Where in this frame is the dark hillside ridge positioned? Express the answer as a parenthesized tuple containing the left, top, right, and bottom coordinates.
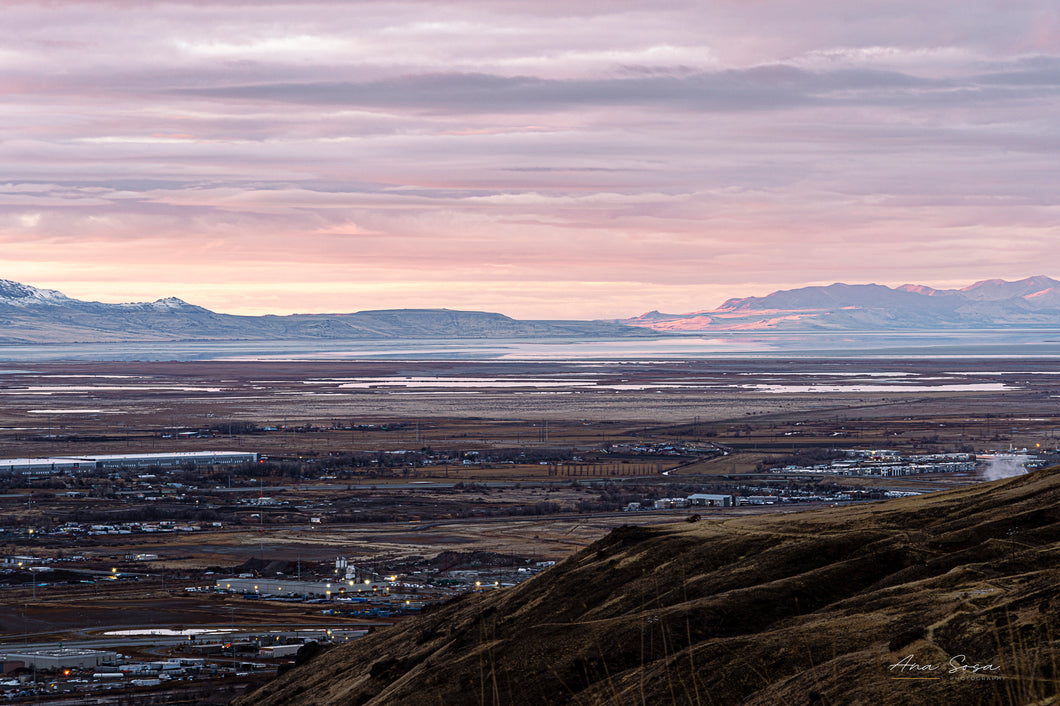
(240, 467, 1060, 705)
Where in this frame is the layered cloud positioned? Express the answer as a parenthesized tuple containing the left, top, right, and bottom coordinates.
(1, 0, 1058, 317)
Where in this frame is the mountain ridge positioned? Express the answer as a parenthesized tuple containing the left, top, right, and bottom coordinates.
(620, 275, 1060, 331)
(5, 276, 1060, 343)
(0, 280, 651, 344)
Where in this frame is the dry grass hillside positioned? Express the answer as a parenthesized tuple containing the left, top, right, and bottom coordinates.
(239, 468, 1060, 705)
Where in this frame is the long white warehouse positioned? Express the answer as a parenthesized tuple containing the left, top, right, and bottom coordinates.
(0, 451, 258, 476)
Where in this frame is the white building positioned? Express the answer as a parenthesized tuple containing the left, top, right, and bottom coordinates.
(0, 648, 118, 670)
(687, 494, 735, 507)
(259, 644, 302, 658)
(0, 451, 258, 476)
(653, 498, 690, 510)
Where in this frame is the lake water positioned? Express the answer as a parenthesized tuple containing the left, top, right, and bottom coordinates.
(1, 330, 1059, 362)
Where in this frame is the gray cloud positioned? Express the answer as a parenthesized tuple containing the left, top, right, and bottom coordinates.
(157, 58, 1060, 120)
(2, 0, 1059, 317)
(178, 66, 938, 113)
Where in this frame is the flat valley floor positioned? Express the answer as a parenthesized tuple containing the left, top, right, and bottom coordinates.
(0, 357, 1057, 701)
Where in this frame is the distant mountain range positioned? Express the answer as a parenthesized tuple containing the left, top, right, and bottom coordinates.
(0, 280, 648, 344)
(4, 276, 1058, 345)
(619, 275, 1060, 331)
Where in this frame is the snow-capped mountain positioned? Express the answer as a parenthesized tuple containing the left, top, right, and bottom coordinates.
(0, 279, 73, 306)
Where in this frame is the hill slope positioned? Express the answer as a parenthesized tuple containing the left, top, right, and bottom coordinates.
(241, 468, 1060, 705)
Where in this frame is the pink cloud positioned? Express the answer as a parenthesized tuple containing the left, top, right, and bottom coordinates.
(0, 1, 1057, 317)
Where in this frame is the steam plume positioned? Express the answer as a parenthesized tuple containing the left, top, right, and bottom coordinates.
(982, 454, 1029, 481)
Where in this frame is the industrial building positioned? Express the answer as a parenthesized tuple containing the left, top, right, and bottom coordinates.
(653, 497, 689, 509)
(216, 577, 389, 598)
(0, 451, 258, 476)
(0, 648, 118, 670)
(774, 449, 978, 477)
(0, 458, 89, 477)
(259, 644, 303, 658)
(687, 494, 735, 507)
(89, 451, 258, 469)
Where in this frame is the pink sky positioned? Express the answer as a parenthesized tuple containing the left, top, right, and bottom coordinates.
(1, 0, 1059, 318)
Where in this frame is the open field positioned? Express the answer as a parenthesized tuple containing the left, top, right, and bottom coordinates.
(1, 357, 1059, 451)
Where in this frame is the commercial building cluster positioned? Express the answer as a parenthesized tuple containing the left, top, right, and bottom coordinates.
(774, 450, 976, 477)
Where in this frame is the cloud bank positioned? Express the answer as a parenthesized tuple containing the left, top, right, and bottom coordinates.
(0, 1, 1058, 316)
